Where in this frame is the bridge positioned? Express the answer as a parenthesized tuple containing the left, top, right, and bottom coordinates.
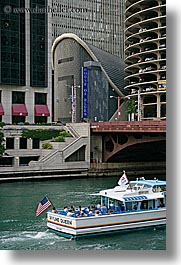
(90, 120, 166, 133)
(90, 120, 166, 163)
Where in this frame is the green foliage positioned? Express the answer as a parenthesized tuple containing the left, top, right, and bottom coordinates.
(0, 131, 5, 155)
(21, 129, 61, 141)
(0, 122, 5, 128)
(42, 142, 53, 149)
(21, 129, 72, 144)
(127, 99, 136, 114)
(59, 130, 72, 137)
(54, 135, 65, 142)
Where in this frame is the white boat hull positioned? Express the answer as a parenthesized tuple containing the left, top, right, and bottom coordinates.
(47, 208, 166, 238)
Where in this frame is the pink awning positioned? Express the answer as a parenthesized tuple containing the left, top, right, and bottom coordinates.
(12, 104, 28, 116)
(34, 105, 50, 117)
(0, 103, 4, 115)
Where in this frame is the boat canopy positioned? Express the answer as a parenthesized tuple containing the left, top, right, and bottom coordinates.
(130, 180, 166, 187)
(95, 189, 165, 202)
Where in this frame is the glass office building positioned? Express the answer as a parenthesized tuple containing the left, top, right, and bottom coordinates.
(52, 0, 125, 58)
(30, 0, 48, 87)
(0, 0, 52, 124)
(0, 0, 25, 86)
(0, 0, 125, 123)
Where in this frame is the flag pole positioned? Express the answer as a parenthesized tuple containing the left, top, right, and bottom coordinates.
(45, 195, 55, 208)
(122, 170, 132, 191)
(126, 172, 132, 191)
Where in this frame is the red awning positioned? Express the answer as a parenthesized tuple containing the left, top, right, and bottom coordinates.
(12, 104, 28, 116)
(34, 105, 50, 117)
(0, 103, 4, 115)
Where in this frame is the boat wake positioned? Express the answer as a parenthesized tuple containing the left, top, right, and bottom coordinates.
(0, 230, 67, 250)
(0, 219, 18, 223)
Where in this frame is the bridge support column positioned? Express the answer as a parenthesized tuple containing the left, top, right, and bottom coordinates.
(157, 94, 161, 119)
(91, 135, 103, 163)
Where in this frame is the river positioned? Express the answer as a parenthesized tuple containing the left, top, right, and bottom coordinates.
(0, 175, 166, 250)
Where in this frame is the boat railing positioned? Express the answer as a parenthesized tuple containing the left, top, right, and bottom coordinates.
(54, 204, 158, 218)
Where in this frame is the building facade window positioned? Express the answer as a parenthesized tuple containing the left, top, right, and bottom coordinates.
(0, 0, 25, 85)
(30, 0, 48, 87)
(12, 91, 25, 104)
(58, 57, 74, 64)
(35, 93, 47, 105)
(6, 138, 14, 149)
(34, 92, 49, 124)
(19, 137, 27, 149)
(32, 138, 40, 149)
(12, 91, 27, 124)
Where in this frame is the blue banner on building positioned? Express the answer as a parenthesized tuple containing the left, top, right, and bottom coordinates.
(83, 67, 88, 118)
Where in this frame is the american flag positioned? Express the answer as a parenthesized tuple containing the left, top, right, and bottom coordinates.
(36, 197, 52, 217)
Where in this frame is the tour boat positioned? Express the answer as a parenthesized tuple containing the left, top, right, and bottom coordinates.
(46, 173, 166, 238)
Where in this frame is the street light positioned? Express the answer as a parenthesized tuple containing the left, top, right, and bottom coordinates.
(110, 95, 121, 121)
(110, 95, 131, 121)
(137, 88, 141, 121)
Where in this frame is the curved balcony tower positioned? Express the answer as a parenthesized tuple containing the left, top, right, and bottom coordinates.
(124, 0, 166, 120)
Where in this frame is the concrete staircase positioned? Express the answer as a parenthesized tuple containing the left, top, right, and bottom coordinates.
(29, 123, 90, 171)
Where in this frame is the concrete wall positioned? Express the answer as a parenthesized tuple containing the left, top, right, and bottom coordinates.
(0, 123, 90, 173)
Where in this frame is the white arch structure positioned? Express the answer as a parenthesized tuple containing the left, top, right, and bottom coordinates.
(51, 33, 124, 97)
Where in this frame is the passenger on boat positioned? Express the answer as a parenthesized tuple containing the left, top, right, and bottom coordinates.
(133, 203, 137, 210)
(120, 204, 125, 212)
(63, 206, 68, 213)
(67, 210, 74, 217)
(100, 205, 107, 214)
(107, 209, 112, 215)
(95, 210, 101, 216)
(71, 205, 75, 212)
(77, 210, 88, 217)
(51, 207, 57, 213)
(86, 206, 94, 216)
(110, 202, 114, 209)
(97, 203, 101, 207)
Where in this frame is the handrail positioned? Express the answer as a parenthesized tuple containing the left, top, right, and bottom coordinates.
(36, 136, 87, 164)
(65, 124, 80, 138)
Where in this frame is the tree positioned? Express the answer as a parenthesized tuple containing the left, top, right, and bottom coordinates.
(127, 99, 136, 114)
(126, 99, 136, 121)
(0, 131, 5, 156)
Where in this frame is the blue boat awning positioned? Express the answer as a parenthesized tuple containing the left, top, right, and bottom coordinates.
(124, 196, 148, 202)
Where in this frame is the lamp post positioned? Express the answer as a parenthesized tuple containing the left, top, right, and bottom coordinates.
(110, 95, 121, 121)
(137, 88, 141, 121)
(110, 95, 131, 121)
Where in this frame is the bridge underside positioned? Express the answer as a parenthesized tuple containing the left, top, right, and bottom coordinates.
(102, 132, 166, 163)
(106, 140, 166, 162)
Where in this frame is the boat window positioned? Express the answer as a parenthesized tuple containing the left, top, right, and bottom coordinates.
(125, 202, 132, 211)
(158, 198, 165, 207)
(152, 185, 166, 192)
(133, 186, 140, 191)
(148, 200, 154, 210)
(140, 200, 148, 210)
(160, 185, 166, 191)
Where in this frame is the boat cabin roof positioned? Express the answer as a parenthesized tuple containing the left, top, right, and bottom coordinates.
(130, 179, 166, 187)
(94, 179, 166, 203)
(97, 189, 164, 202)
